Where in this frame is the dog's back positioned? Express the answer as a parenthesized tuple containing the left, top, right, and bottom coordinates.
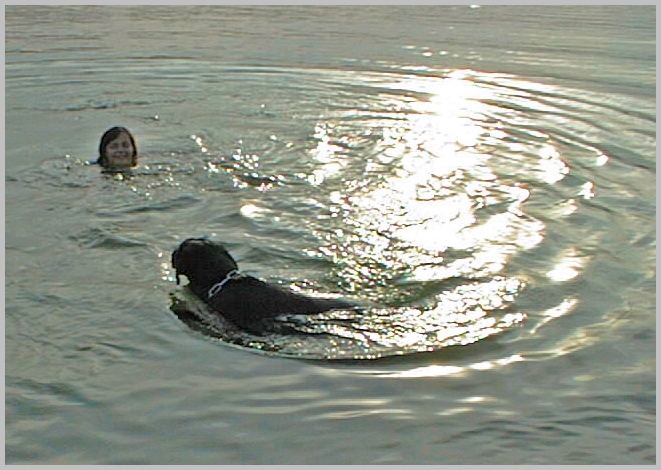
(209, 276, 355, 330)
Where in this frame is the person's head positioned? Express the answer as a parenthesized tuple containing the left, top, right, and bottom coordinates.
(97, 126, 138, 169)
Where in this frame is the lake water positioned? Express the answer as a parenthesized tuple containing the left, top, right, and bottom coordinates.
(5, 5, 656, 464)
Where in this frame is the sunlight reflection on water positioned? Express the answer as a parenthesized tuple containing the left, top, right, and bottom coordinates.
(311, 71, 545, 308)
(164, 70, 573, 359)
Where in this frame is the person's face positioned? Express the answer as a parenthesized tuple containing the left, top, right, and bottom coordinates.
(104, 132, 135, 168)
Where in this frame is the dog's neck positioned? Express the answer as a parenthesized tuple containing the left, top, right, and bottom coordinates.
(187, 269, 244, 299)
(207, 269, 242, 298)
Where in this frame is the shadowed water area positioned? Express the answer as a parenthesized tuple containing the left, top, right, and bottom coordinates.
(5, 5, 655, 464)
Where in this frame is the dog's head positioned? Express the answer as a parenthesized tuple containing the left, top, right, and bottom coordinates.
(172, 238, 239, 288)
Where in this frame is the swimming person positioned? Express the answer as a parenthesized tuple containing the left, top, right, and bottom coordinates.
(97, 126, 138, 169)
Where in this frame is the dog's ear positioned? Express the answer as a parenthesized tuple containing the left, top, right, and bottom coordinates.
(172, 248, 180, 284)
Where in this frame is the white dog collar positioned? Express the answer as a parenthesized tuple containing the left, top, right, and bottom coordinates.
(208, 269, 242, 298)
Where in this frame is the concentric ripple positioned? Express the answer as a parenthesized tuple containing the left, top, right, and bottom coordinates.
(8, 61, 651, 360)
(138, 63, 655, 360)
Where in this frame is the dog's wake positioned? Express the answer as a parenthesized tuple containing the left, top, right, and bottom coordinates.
(169, 277, 527, 360)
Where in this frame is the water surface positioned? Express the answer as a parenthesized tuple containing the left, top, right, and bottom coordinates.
(5, 5, 655, 464)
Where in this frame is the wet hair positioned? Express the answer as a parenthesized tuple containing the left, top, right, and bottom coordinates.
(97, 126, 138, 168)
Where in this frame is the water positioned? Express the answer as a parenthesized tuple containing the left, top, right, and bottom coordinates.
(5, 5, 655, 464)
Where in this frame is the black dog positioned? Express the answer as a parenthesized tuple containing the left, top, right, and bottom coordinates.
(171, 238, 356, 333)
